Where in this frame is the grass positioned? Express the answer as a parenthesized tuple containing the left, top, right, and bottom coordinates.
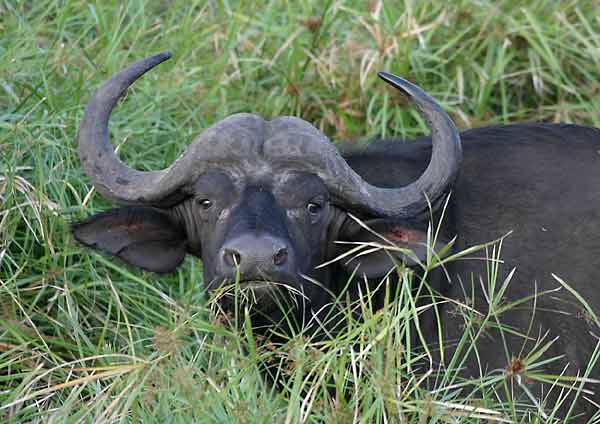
(1, 0, 600, 422)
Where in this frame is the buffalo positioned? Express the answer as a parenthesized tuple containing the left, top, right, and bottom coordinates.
(73, 52, 600, 419)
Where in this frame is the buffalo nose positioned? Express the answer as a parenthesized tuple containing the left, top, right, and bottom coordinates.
(222, 249, 242, 268)
(218, 234, 293, 277)
(223, 247, 288, 267)
(273, 247, 288, 266)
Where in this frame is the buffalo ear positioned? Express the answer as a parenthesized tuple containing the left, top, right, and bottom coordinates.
(338, 218, 446, 278)
(72, 207, 187, 273)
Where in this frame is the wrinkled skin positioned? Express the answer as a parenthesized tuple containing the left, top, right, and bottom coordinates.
(171, 169, 343, 329)
(73, 163, 423, 329)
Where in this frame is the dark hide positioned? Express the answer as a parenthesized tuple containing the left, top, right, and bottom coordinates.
(74, 123, 600, 419)
(72, 207, 186, 273)
(345, 123, 600, 419)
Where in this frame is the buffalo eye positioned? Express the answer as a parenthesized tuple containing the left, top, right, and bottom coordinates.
(197, 199, 213, 210)
(306, 202, 322, 215)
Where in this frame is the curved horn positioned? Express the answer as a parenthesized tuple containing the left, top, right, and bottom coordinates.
(78, 52, 177, 204)
(79, 53, 271, 206)
(361, 72, 462, 217)
(265, 73, 462, 218)
(80, 55, 460, 217)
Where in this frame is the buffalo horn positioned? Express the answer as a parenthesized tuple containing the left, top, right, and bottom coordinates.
(78, 53, 461, 218)
(332, 72, 462, 217)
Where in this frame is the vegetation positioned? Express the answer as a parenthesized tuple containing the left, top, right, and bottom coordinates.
(1, 0, 599, 422)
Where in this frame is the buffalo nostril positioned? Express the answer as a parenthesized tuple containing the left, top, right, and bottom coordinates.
(223, 249, 242, 268)
(273, 247, 288, 266)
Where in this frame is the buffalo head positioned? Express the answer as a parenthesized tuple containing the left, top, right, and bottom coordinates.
(73, 52, 461, 325)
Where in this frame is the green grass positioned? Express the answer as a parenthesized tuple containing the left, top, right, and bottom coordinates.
(1, 0, 600, 422)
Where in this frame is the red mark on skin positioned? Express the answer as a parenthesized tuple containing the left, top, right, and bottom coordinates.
(385, 226, 423, 244)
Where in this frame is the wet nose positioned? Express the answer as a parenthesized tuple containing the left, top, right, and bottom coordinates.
(218, 234, 294, 278)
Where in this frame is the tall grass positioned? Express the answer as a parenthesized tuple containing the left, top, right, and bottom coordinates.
(1, 0, 600, 422)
